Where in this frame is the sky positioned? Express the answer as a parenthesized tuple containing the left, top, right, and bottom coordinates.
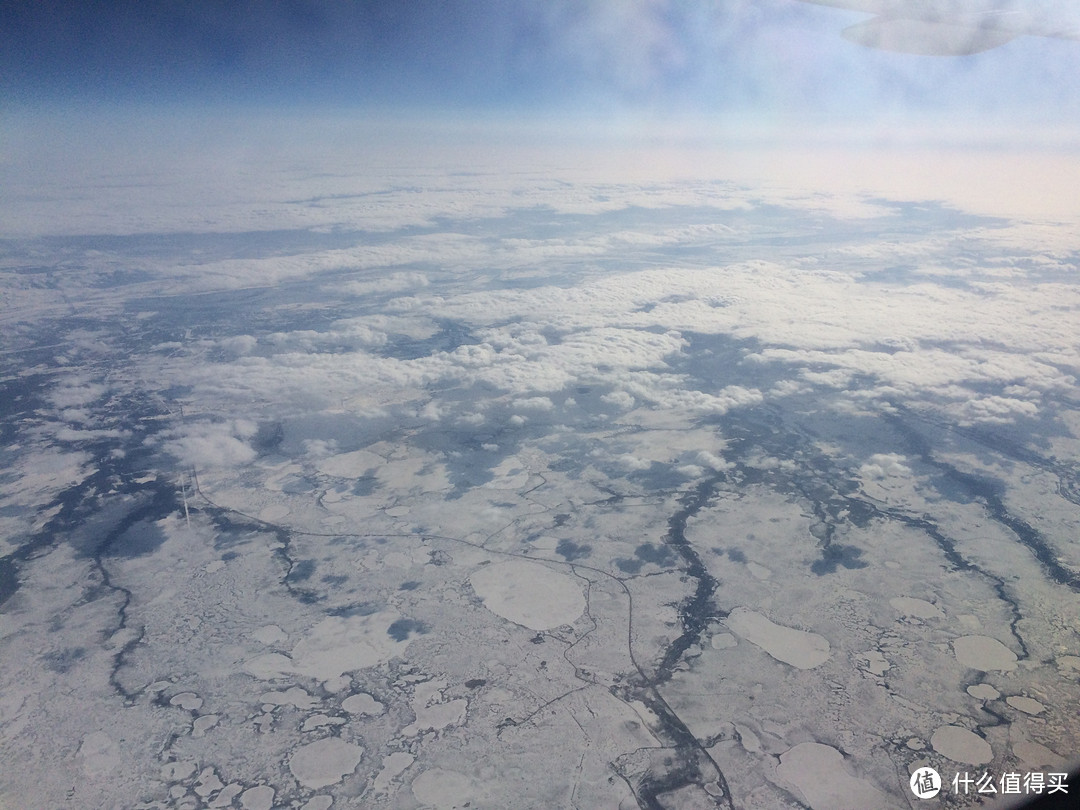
(3, 0, 1080, 144)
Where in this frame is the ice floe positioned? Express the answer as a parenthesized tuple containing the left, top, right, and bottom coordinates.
(239, 784, 275, 810)
(341, 691, 384, 716)
(967, 683, 1001, 700)
(411, 767, 485, 808)
(888, 596, 944, 619)
(725, 607, 830, 669)
(776, 742, 889, 810)
(469, 560, 584, 631)
(245, 613, 411, 684)
(953, 635, 1018, 672)
(1006, 695, 1045, 715)
(930, 725, 992, 765)
(289, 737, 364, 789)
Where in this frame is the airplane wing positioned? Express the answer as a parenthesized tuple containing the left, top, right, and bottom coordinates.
(841, 15, 1018, 54)
(796, 0, 1080, 55)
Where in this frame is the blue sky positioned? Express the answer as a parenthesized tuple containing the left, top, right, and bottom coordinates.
(3, 1, 1079, 143)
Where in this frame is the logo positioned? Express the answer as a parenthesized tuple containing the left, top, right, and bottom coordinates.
(911, 767, 942, 799)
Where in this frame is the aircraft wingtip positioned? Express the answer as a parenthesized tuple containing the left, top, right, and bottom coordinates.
(842, 17, 1018, 55)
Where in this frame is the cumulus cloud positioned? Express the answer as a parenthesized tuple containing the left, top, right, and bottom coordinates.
(338, 272, 430, 297)
(860, 453, 911, 480)
(419, 401, 445, 422)
(266, 322, 387, 353)
(162, 222, 1069, 426)
(161, 421, 258, 469)
(601, 390, 636, 410)
(144, 234, 1074, 431)
(77, 159, 1073, 450)
(615, 453, 652, 471)
(49, 381, 109, 410)
(53, 427, 130, 442)
(950, 395, 1041, 425)
(676, 464, 707, 478)
(220, 335, 258, 357)
(513, 396, 556, 411)
(302, 439, 340, 458)
(697, 451, 733, 472)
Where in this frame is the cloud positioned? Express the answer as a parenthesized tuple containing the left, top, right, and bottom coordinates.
(697, 451, 733, 472)
(601, 390, 636, 410)
(161, 421, 258, 469)
(338, 272, 430, 297)
(950, 395, 1041, 425)
(859, 453, 911, 480)
(513, 396, 556, 412)
(220, 335, 258, 357)
(53, 427, 130, 442)
(302, 439, 340, 459)
(150, 212, 1076, 430)
(615, 453, 652, 471)
(55, 156, 1065, 449)
(49, 381, 109, 410)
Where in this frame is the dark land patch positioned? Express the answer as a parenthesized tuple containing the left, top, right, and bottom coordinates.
(387, 618, 428, 641)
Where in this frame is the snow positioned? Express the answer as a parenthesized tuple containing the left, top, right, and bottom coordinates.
(776, 743, 891, 810)
(930, 725, 993, 765)
(725, 607, 831, 669)
(341, 692, 384, 716)
(888, 597, 944, 619)
(289, 738, 364, 789)
(1005, 695, 1044, 715)
(469, 560, 585, 631)
(953, 635, 1018, 672)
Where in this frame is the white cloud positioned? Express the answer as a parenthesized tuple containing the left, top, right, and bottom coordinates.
(302, 439, 339, 458)
(49, 381, 108, 410)
(949, 395, 1041, 425)
(676, 464, 706, 478)
(614, 453, 651, 471)
(513, 396, 556, 412)
(51, 157, 1067, 439)
(138, 240, 1075, 429)
(860, 453, 912, 480)
(697, 451, 733, 472)
(455, 412, 487, 427)
(338, 272, 430, 297)
(601, 390, 636, 410)
(161, 421, 258, 469)
(164, 434, 256, 469)
(220, 335, 258, 357)
(419, 401, 444, 421)
(53, 427, 130, 442)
